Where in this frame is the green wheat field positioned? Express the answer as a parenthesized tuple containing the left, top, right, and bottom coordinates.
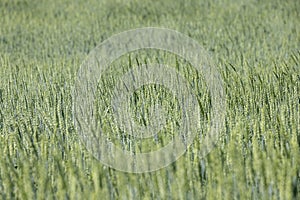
(0, 0, 299, 199)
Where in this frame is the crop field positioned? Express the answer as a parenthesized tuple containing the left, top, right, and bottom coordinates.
(0, 0, 299, 199)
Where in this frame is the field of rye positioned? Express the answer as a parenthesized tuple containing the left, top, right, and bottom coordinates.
(0, 0, 299, 199)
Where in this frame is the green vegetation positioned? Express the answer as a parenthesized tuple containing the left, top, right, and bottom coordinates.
(0, 0, 299, 199)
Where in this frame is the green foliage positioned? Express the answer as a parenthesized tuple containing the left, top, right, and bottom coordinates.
(0, 0, 299, 199)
